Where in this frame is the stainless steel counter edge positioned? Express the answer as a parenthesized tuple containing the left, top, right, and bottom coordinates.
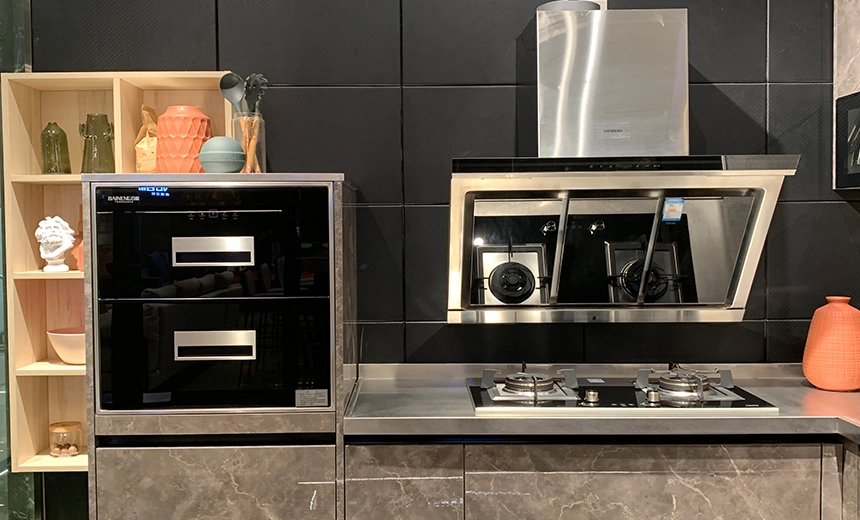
(344, 363, 860, 443)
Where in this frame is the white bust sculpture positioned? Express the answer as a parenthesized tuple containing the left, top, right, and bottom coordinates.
(35, 216, 76, 272)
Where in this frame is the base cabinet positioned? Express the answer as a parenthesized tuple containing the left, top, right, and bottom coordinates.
(96, 445, 336, 520)
(344, 443, 827, 520)
(464, 444, 822, 520)
(345, 445, 463, 520)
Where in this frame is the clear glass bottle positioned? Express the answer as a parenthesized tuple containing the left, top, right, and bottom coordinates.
(49, 421, 82, 457)
(232, 112, 266, 173)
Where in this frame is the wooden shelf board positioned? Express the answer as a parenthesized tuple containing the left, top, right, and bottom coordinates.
(16, 361, 85, 377)
(5, 73, 114, 90)
(12, 270, 84, 280)
(10, 174, 82, 185)
(18, 448, 88, 472)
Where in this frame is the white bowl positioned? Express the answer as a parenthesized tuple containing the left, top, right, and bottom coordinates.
(47, 327, 85, 365)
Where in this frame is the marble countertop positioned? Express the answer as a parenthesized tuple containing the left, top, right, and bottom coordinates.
(343, 363, 860, 442)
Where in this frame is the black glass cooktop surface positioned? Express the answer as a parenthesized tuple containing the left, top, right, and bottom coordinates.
(469, 384, 777, 413)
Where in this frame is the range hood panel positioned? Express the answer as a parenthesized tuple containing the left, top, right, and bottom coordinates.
(538, 8, 689, 158)
(447, 155, 799, 324)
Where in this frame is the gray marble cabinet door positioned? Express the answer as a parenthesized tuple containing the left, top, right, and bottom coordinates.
(96, 445, 335, 520)
(465, 444, 822, 520)
(346, 445, 464, 520)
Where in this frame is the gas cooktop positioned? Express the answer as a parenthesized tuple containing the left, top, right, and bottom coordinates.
(469, 364, 779, 417)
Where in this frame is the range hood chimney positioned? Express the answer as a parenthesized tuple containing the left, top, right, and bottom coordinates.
(537, 3, 689, 157)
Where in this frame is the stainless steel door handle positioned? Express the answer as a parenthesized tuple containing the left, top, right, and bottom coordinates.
(171, 236, 255, 267)
(173, 330, 257, 361)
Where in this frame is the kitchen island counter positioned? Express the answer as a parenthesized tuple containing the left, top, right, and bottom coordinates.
(344, 363, 860, 442)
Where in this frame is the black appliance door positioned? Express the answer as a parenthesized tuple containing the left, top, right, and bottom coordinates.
(98, 298, 330, 410)
(94, 185, 330, 299)
(93, 183, 332, 410)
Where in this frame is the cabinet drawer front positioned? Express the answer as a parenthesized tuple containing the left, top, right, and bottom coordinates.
(96, 445, 335, 520)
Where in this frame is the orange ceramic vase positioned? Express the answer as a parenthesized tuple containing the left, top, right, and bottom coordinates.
(803, 296, 860, 391)
(156, 105, 211, 173)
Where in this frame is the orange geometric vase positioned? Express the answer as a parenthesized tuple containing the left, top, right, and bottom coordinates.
(803, 296, 860, 391)
(156, 105, 211, 173)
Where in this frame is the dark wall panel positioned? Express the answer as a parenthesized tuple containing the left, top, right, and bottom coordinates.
(264, 87, 402, 203)
(768, 0, 833, 82)
(356, 207, 404, 322)
(609, 0, 767, 83)
(404, 206, 449, 321)
(403, 86, 516, 204)
(402, 0, 544, 85)
(584, 322, 766, 363)
(766, 320, 810, 363)
(768, 202, 860, 320)
(218, 0, 400, 85)
(32, 0, 217, 71)
(359, 323, 405, 363)
(689, 84, 766, 155)
(406, 323, 584, 363)
(768, 84, 836, 201)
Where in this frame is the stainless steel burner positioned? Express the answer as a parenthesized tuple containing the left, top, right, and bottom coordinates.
(503, 372, 555, 394)
(658, 372, 711, 394)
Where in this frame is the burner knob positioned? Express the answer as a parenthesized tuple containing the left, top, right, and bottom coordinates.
(584, 389, 599, 403)
(646, 389, 661, 404)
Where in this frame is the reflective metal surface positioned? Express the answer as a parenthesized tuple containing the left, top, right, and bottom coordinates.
(448, 155, 799, 323)
(171, 236, 255, 267)
(537, 7, 688, 157)
(343, 364, 860, 442)
(173, 330, 256, 361)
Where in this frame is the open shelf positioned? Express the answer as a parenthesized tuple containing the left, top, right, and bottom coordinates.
(12, 270, 84, 280)
(18, 448, 88, 473)
(2, 71, 231, 473)
(10, 174, 83, 185)
(16, 361, 86, 377)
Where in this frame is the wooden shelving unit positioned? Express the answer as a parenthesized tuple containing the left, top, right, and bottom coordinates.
(1, 71, 230, 472)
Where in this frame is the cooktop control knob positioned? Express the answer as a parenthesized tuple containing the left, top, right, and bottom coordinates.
(584, 389, 599, 403)
(646, 389, 661, 404)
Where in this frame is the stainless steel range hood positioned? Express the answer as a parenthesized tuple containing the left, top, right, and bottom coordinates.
(537, 3, 689, 157)
(447, 155, 799, 324)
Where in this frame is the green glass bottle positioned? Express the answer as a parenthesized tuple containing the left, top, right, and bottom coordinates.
(40, 122, 72, 174)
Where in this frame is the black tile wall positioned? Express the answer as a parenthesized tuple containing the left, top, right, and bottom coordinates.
(406, 323, 584, 363)
(359, 323, 405, 363)
(264, 87, 402, 203)
(404, 206, 449, 321)
(43, 473, 88, 520)
(29, 0, 840, 368)
(218, 0, 400, 85)
(584, 322, 766, 363)
(768, 202, 860, 320)
(766, 320, 811, 363)
(403, 86, 517, 204)
(356, 207, 404, 322)
(689, 84, 767, 155)
(32, 0, 217, 71)
(767, 84, 836, 201)
(768, 0, 833, 83)
(745, 248, 767, 321)
(609, 0, 767, 83)
(402, 0, 546, 85)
